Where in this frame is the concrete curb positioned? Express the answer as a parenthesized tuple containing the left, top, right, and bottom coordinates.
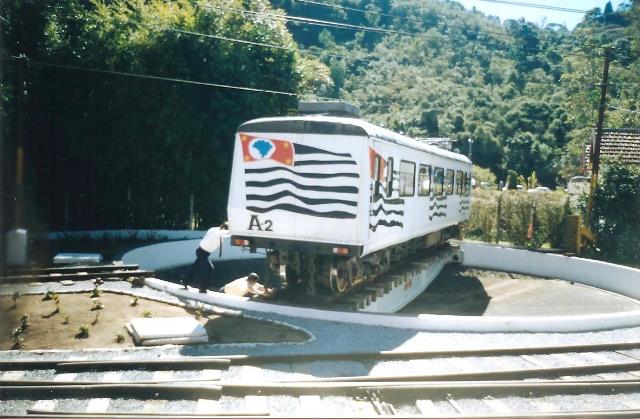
(147, 242, 640, 333)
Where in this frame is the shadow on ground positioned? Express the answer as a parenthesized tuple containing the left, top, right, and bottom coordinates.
(399, 264, 491, 315)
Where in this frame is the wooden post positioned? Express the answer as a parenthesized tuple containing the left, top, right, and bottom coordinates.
(586, 48, 611, 227)
(495, 193, 502, 244)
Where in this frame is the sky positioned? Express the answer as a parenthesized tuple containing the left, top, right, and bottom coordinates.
(456, 0, 627, 30)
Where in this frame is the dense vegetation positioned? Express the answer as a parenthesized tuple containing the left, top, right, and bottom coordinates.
(1, 0, 639, 240)
(273, 0, 640, 185)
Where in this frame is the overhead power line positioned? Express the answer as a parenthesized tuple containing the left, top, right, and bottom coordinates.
(10, 56, 331, 99)
(208, 5, 419, 37)
(209, 5, 597, 56)
(291, 0, 595, 53)
(478, 0, 587, 14)
(169, 29, 377, 64)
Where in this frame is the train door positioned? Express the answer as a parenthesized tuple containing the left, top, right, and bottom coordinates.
(369, 147, 383, 232)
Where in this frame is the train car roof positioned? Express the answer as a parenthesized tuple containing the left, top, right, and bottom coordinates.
(238, 115, 472, 164)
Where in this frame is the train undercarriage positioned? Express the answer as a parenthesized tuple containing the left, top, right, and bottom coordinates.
(265, 229, 454, 296)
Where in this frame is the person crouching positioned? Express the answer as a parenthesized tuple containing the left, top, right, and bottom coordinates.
(221, 273, 273, 298)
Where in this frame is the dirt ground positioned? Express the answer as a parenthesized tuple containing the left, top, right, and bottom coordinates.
(0, 291, 309, 350)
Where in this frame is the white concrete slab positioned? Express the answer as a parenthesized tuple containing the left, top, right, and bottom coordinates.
(139, 336, 209, 346)
(130, 317, 206, 340)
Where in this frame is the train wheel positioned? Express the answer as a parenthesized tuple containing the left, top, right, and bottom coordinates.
(331, 260, 352, 294)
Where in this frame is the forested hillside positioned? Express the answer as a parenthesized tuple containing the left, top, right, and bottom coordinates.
(1, 0, 638, 230)
(273, 0, 640, 185)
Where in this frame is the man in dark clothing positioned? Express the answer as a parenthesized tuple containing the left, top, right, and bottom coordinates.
(186, 222, 229, 293)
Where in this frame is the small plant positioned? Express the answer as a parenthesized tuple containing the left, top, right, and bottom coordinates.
(194, 308, 203, 320)
(130, 276, 145, 287)
(90, 285, 102, 298)
(94, 278, 104, 286)
(20, 314, 30, 330)
(142, 310, 152, 318)
(76, 324, 90, 339)
(12, 335, 24, 350)
(42, 290, 55, 301)
(91, 300, 104, 311)
(115, 333, 125, 344)
(10, 327, 23, 339)
(130, 297, 139, 307)
(12, 291, 21, 308)
(62, 315, 69, 325)
(92, 311, 100, 325)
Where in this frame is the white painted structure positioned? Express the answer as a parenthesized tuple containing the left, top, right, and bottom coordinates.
(359, 249, 459, 313)
(146, 242, 640, 332)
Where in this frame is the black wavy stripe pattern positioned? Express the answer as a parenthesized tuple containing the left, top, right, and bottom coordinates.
(293, 143, 352, 158)
(429, 211, 447, 220)
(246, 179, 358, 194)
(372, 193, 404, 206)
(371, 205, 404, 216)
(245, 144, 359, 219)
(246, 190, 358, 207)
(245, 167, 359, 179)
(369, 220, 403, 231)
(429, 202, 447, 211)
(248, 204, 356, 219)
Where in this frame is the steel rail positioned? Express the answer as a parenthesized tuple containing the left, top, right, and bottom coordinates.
(25, 410, 269, 417)
(3, 264, 140, 276)
(2, 341, 639, 370)
(0, 377, 221, 386)
(0, 383, 222, 399)
(9, 409, 640, 419)
(282, 360, 640, 383)
(1, 269, 153, 283)
(55, 358, 231, 371)
(217, 378, 640, 397)
(216, 340, 640, 364)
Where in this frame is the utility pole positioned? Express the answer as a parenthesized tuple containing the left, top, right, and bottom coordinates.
(586, 47, 611, 227)
(468, 138, 473, 163)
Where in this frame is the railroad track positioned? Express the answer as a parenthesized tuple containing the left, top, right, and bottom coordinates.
(0, 264, 153, 283)
(2, 341, 640, 417)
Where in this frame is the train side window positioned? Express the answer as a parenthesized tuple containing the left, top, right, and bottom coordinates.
(446, 169, 455, 195)
(399, 160, 416, 197)
(456, 170, 463, 195)
(465, 171, 472, 195)
(373, 156, 381, 197)
(386, 157, 394, 198)
(418, 164, 431, 196)
(434, 167, 444, 196)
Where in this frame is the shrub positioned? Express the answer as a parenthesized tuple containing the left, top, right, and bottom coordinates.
(130, 297, 139, 307)
(42, 290, 55, 301)
(92, 311, 100, 325)
(20, 314, 30, 330)
(76, 324, 90, 339)
(590, 161, 640, 262)
(91, 300, 104, 311)
(115, 333, 125, 344)
(90, 286, 102, 298)
(464, 189, 568, 247)
(142, 310, 152, 318)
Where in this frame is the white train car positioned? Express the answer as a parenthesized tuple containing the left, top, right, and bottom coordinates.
(227, 113, 471, 294)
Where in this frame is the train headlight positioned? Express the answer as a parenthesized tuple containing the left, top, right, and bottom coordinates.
(332, 247, 349, 255)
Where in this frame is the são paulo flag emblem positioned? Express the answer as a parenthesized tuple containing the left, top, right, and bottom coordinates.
(240, 134, 294, 166)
